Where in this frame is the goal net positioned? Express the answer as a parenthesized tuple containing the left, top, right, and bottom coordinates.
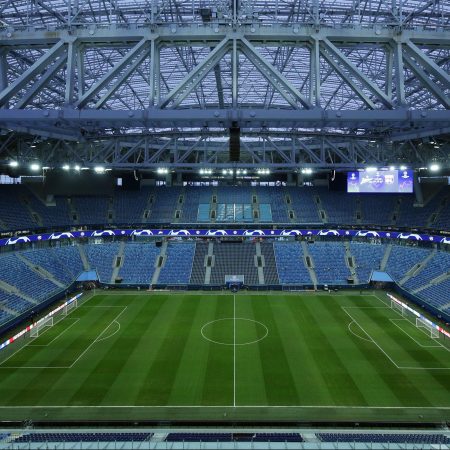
(30, 316, 53, 338)
(416, 317, 439, 339)
(63, 299, 78, 316)
(390, 299, 407, 317)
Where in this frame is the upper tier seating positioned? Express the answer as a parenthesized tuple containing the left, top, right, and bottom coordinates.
(254, 187, 289, 223)
(149, 187, 182, 223)
(118, 243, 160, 284)
(113, 188, 150, 224)
(181, 187, 213, 222)
(0, 185, 449, 230)
(158, 242, 195, 284)
(72, 196, 110, 225)
(0, 185, 36, 230)
(286, 187, 321, 223)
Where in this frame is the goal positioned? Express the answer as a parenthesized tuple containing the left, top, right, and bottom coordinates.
(30, 316, 53, 338)
(390, 299, 407, 317)
(416, 317, 439, 339)
(63, 299, 78, 316)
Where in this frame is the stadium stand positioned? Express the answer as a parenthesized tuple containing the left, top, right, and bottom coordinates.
(0, 291, 32, 322)
(308, 241, 351, 284)
(415, 277, 450, 311)
(72, 196, 110, 225)
(403, 250, 450, 290)
(158, 242, 195, 284)
(210, 242, 259, 285)
(317, 433, 450, 444)
(287, 187, 321, 223)
(0, 185, 449, 230)
(149, 186, 182, 223)
(13, 432, 153, 443)
(254, 187, 289, 223)
(165, 433, 303, 442)
(118, 243, 160, 284)
(113, 188, 150, 224)
(0, 185, 36, 230)
(260, 242, 280, 284)
(0, 253, 61, 301)
(21, 247, 81, 284)
(181, 187, 213, 222)
(317, 188, 356, 224)
(273, 242, 312, 284)
(350, 242, 386, 283)
(84, 243, 120, 283)
(189, 241, 209, 284)
(384, 245, 432, 282)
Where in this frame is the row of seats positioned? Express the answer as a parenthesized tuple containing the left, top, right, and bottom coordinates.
(165, 432, 303, 442)
(317, 433, 450, 443)
(1, 185, 448, 230)
(13, 432, 153, 442)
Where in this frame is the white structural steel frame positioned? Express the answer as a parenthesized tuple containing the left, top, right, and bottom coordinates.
(0, 5, 448, 170)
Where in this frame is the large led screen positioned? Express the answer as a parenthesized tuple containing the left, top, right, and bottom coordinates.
(347, 170, 414, 193)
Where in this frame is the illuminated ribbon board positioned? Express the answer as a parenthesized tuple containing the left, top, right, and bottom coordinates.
(0, 293, 82, 352)
(0, 228, 449, 246)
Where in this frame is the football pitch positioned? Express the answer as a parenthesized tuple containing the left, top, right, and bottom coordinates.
(0, 290, 449, 423)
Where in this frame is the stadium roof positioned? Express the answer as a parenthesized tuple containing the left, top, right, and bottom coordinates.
(0, 0, 449, 171)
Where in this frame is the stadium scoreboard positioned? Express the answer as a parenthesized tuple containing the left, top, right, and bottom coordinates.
(347, 169, 414, 193)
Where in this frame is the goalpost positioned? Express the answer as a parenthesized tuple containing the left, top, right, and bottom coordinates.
(63, 299, 78, 316)
(390, 299, 407, 317)
(30, 316, 54, 338)
(416, 317, 439, 339)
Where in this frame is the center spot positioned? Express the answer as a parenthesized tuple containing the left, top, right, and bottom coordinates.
(201, 318, 268, 346)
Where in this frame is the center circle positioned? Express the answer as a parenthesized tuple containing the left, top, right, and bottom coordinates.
(201, 318, 268, 346)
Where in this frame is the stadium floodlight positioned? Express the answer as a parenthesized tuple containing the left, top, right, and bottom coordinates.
(9, 161, 18, 168)
(429, 163, 440, 172)
(257, 168, 270, 175)
(62, 164, 70, 171)
(389, 165, 395, 170)
(157, 167, 168, 175)
(94, 166, 105, 173)
(301, 168, 313, 174)
(30, 163, 40, 171)
(74, 165, 81, 171)
(400, 165, 407, 170)
(366, 167, 377, 172)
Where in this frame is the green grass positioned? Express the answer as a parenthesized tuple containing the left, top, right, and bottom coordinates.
(0, 290, 449, 423)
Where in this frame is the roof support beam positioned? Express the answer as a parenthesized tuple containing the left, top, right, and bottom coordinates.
(240, 37, 313, 109)
(321, 38, 394, 109)
(0, 41, 66, 107)
(15, 55, 67, 109)
(403, 54, 450, 109)
(159, 37, 230, 109)
(405, 41, 450, 88)
(75, 38, 149, 108)
(94, 46, 150, 109)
